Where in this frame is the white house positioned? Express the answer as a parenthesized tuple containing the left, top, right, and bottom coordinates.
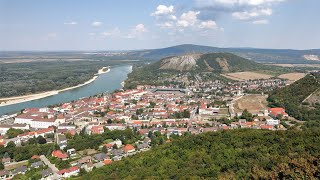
(266, 119, 280, 126)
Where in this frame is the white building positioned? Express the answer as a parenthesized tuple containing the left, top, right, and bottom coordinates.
(266, 119, 280, 126)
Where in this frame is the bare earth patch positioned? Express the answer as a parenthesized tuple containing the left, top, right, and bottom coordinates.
(222, 71, 273, 81)
(278, 73, 306, 81)
(266, 64, 320, 68)
(234, 94, 268, 114)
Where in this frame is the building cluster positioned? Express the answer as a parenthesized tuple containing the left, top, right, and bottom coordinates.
(0, 83, 290, 179)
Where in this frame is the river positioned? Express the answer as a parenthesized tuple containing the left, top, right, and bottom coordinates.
(0, 65, 132, 115)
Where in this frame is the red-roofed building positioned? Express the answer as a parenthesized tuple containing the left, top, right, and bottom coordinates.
(90, 125, 104, 135)
(269, 108, 288, 119)
(52, 150, 69, 160)
(57, 166, 79, 178)
(122, 144, 135, 154)
(31, 155, 40, 159)
(103, 159, 112, 165)
(260, 125, 274, 130)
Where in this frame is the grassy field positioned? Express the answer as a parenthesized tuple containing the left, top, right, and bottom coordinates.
(5, 160, 28, 170)
(277, 73, 306, 81)
(234, 94, 268, 114)
(222, 71, 273, 81)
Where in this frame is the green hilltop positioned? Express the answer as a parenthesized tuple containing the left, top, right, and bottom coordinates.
(124, 52, 291, 88)
(268, 71, 320, 121)
(77, 128, 320, 179)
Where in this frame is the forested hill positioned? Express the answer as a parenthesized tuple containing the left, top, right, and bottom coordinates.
(124, 52, 290, 88)
(268, 71, 320, 120)
(77, 128, 320, 179)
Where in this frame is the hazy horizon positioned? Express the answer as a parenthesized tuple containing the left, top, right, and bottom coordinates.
(1, 0, 319, 51)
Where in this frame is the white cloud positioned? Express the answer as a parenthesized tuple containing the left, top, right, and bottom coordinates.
(158, 22, 175, 28)
(199, 20, 218, 29)
(101, 28, 121, 38)
(125, 24, 147, 39)
(252, 19, 269, 24)
(232, 8, 272, 20)
(91, 21, 103, 27)
(134, 24, 147, 33)
(151, 5, 221, 33)
(151, 5, 175, 16)
(64, 21, 77, 25)
(177, 11, 200, 27)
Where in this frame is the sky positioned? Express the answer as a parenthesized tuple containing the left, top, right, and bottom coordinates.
(0, 0, 319, 51)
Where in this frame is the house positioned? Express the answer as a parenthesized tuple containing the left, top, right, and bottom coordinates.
(0, 170, 10, 179)
(52, 150, 69, 160)
(79, 156, 92, 164)
(57, 166, 79, 178)
(112, 156, 122, 161)
(269, 108, 288, 119)
(266, 119, 280, 126)
(136, 142, 149, 151)
(105, 124, 126, 131)
(12, 165, 27, 175)
(57, 134, 67, 150)
(109, 139, 122, 148)
(31, 155, 40, 160)
(67, 148, 77, 156)
(90, 125, 104, 135)
(94, 153, 108, 162)
(41, 168, 53, 179)
(31, 161, 43, 169)
(103, 159, 112, 165)
(111, 149, 124, 157)
(122, 144, 135, 154)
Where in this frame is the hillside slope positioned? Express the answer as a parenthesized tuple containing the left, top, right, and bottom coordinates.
(144, 53, 265, 73)
(268, 71, 320, 120)
(124, 52, 290, 88)
(78, 129, 320, 179)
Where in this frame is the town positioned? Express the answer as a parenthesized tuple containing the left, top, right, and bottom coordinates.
(0, 77, 294, 179)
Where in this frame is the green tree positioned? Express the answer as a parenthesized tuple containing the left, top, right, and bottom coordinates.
(6, 128, 24, 139)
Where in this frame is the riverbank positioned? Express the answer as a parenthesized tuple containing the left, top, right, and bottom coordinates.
(0, 67, 110, 107)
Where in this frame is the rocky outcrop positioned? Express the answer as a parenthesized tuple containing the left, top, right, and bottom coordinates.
(159, 54, 202, 71)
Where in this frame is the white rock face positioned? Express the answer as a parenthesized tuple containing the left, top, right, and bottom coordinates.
(159, 54, 202, 71)
(303, 55, 320, 61)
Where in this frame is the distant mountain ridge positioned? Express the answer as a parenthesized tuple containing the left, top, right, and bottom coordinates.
(126, 44, 320, 64)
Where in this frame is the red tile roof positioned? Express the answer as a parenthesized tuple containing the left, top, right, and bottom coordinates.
(122, 144, 135, 152)
(52, 150, 69, 159)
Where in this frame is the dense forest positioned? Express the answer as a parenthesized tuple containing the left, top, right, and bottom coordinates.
(77, 128, 320, 179)
(268, 72, 320, 121)
(0, 60, 129, 98)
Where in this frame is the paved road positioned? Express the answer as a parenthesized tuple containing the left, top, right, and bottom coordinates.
(40, 155, 59, 173)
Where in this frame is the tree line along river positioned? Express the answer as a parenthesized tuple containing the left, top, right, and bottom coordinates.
(0, 65, 132, 116)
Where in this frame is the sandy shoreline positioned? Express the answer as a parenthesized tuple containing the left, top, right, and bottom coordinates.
(0, 67, 110, 107)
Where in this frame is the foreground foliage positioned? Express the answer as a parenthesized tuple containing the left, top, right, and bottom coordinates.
(78, 128, 320, 179)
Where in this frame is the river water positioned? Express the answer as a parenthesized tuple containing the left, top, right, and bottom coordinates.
(0, 65, 132, 115)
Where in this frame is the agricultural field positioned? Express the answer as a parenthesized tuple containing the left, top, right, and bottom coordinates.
(222, 71, 273, 81)
(278, 73, 306, 81)
(234, 94, 268, 114)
